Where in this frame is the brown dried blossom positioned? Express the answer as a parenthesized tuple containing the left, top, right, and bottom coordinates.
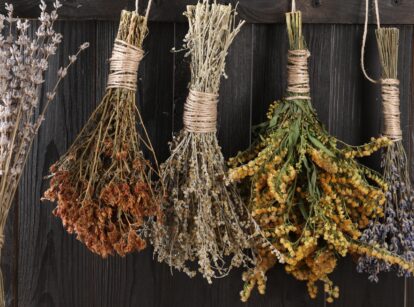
(43, 8, 161, 258)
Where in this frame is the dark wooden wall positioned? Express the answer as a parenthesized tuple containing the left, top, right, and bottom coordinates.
(2, 1, 414, 307)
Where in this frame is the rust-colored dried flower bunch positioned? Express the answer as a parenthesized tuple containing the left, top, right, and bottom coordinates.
(229, 11, 414, 303)
(43, 8, 161, 258)
(151, 1, 265, 284)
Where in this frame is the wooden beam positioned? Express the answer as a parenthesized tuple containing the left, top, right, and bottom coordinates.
(2, 0, 414, 24)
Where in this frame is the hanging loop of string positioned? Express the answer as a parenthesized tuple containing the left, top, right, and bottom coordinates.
(292, 0, 296, 12)
(135, 0, 153, 20)
(361, 0, 402, 140)
(361, 0, 381, 84)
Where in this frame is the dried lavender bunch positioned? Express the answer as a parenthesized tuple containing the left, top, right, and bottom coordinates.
(43, 8, 160, 258)
(357, 28, 414, 282)
(152, 1, 258, 283)
(0, 1, 88, 306)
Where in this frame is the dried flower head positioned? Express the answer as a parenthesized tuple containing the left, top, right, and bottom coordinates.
(151, 1, 268, 284)
(229, 11, 414, 303)
(357, 28, 414, 281)
(43, 9, 159, 258)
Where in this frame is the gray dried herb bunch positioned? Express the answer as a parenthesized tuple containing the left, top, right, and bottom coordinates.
(152, 1, 257, 283)
(43, 9, 161, 258)
(0, 1, 88, 306)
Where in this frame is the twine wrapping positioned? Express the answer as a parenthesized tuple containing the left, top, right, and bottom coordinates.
(183, 89, 219, 133)
(107, 39, 144, 92)
(381, 78, 402, 141)
(286, 49, 311, 100)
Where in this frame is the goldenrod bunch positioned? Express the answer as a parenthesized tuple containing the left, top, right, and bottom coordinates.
(229, 11, 414, 303)
(43, 9, 161, 258)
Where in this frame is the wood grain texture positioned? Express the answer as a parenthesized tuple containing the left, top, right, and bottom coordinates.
(17, 20, 97, 307)
(2, 199, 18, 307)
(405, 26, 414, 307)
(4, 14, 414, 307)
(3, 0, 414, 24)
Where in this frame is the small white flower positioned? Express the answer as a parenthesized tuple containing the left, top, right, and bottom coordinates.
(80, 42, 90, 50)
(39, 1, 47, 12)
(54, 0, 62, 9)
(52, 33, 62, 44)
(68, 55, 77, 63)
(5, 3, 13, 13)
(57, 67, 67, 78)
(38, 58, 48, 71)
(50, 11, 58, 21)
(46, 92, 56, 101)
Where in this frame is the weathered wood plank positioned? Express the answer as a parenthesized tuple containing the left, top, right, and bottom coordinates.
(405, 25, 414, 307)
(3, 0, 414, 24)
(17, 20, 97, 307)
(10, 16, 414, 307)
(2, 199, 18, 307)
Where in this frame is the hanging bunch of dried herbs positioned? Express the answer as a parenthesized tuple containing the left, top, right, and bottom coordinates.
(43, 5, 161, 258)
(357, 28, 414, 282)
(0, 1, 88, 305)
(152, 0, 265, 284)
(229, 10, 414, 303)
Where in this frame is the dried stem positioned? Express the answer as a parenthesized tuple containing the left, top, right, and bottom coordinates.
(0, 1, 88, 306)
(357, 28, 414, 281)
(152, 1, 257, 284)
(229, 11, 412, 303)
(43, 9, 161, 258)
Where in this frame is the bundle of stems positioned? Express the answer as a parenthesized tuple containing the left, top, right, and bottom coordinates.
(357, 28, 414, 282)
(152, 0, 260, 283)
(43, 7, 161, 258)
(0, 1, 88, 306)
(229, 11, 414, 303)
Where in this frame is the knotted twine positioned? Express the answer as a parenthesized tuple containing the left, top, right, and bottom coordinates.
(286, 49, 311, 101)
(107, 39, 144, 92)
(381, 78, 402, 141)
(183, 89, 219, 133)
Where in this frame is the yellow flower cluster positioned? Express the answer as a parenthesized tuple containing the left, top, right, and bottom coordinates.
(232, 10, 414, 303)
(228, 96, 398, 303)
(343, 137, 392, 159)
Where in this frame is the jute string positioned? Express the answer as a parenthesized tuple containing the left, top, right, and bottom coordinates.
(381, 78, 402, 141)
(361, 0, 402, 141)
(286, 49, 311, 101)
(183, 89, 219, 133)
(361, 0, 381, 84)
(107, 39, 144, 92)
